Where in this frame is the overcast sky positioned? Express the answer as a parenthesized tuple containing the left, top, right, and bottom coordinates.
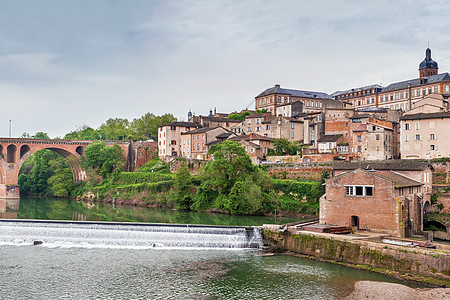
(1, 0, 449, 138)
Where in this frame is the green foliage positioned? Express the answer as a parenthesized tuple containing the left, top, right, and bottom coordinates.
(129, 112, 177, 141)
(136, 158, 170, 173)
(431, 194, 438, 204)
(271, 179, 324, 202)
(227, 110, 253, 121)
(82, 142, 125, 179)
(32, 132, 50, 139)
(64, 126, 100, 140)
(98, 118, 131, 140)
(18, 150, 73, 196)
(267, 138, 302, 156)
(173, 164, 194, 210)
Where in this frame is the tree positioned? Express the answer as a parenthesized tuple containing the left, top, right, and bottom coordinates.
(268, 138, 301, 156)
(191, 141, 270, 214)
(20, 132, 31, 138)
(18, 150, 73, 196)
(33, 132, 50, 139)
(173, 164, 194, 210)
(98, 118, 131, 140)
(82, 142, 125, 179)
(129, 112, 177, 141)
(64, 125, 100, 140)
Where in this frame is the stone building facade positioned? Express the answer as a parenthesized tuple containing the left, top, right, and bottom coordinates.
(158, 122, 198, 160)
(255, 84, 334, 114)
(181, 126, 233, 160)
(332, 48, 450, 112)
(400, 94, 450, 159)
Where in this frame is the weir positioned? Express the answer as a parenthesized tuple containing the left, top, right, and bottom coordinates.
(0, 220, 264, 249)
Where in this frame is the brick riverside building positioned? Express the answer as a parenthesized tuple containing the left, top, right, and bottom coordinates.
(321, 161, 434, 237)
(321, 168, 424, 237)
(332, 48, 450, 111)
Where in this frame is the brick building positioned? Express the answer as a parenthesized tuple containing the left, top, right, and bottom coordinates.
(321, 168, 424, 237)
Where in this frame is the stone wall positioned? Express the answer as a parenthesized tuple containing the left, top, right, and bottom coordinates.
(263, 228, 450, 286)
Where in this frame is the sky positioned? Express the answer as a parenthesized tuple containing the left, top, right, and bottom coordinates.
(1, 0, 450, 138)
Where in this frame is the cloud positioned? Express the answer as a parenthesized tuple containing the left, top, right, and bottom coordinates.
(0, 0, 449, 137)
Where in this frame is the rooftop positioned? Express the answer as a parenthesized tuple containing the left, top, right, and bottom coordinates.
(256, 85, 333, 100)
(333, 161, 433, 171)
(400, 111, 450, 121)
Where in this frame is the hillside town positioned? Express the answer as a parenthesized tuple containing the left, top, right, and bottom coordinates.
(156, 48, 450, 241)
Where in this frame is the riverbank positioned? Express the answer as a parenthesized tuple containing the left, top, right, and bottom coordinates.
(263, 225, 450, 287)
(346, 281, 450, 299)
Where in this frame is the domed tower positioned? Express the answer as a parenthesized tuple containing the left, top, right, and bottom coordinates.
(419, 48, 438, 82)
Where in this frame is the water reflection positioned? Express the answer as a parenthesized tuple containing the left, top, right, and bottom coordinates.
(0, 198, 19, 219)
(17, 196, 304, 226)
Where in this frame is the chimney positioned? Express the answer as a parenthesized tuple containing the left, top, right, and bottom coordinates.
(265, 113, 269, 120)
(250, 133, 254, 139)
(214, 107, 217, 115)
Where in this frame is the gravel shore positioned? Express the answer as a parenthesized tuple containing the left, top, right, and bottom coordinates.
(346, 281, 450, 300)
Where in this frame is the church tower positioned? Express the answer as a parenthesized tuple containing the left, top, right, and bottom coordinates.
(419, 48, 438, 82)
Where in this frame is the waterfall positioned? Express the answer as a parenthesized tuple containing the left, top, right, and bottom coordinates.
(0, 220, 264, 250)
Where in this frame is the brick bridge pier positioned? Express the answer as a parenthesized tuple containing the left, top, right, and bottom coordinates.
(0, 138, 131, 199)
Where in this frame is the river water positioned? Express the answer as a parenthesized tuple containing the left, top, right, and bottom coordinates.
(0, 196, 417, 299)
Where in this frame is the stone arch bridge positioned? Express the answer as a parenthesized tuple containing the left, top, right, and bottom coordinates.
(0, 138, 131, 199)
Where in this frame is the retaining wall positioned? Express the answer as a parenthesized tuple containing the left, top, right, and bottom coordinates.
(263, 227, 450, 287)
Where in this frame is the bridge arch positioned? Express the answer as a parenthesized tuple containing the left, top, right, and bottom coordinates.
(7, 145, 17, 163)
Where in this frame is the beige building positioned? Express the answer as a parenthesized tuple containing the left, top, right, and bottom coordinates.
(231, 114, 304, 142)
(181, 126, 233, 160)
(158, 122, 199, 160)
(400, 94, 450, 159)
(255, 84, 335, 114)
(333, 48, 450, 112)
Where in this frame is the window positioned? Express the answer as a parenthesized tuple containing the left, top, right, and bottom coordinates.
(291, 123, 294, 129)
(376, 134, 380, 140)
(357, 135, 361, 142)
(256, 126, 260, 132)
(357, 146, 361, 152)
(430, 145, 436, 150)
(415, 122, 420, 130)
(345, 185, 373, 196)
(415, 134, 421, 141)
(291, 132, 294, 138)
(405, 134, 409, 142)
(429, 121, 435, 129)
(430, 133, 435, 140)
(266, 125, 270, 130)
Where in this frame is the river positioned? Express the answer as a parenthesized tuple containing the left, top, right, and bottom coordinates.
(0, 196, 419, 299)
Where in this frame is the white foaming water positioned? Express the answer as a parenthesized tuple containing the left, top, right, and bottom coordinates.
(0, 220, 264, 250)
